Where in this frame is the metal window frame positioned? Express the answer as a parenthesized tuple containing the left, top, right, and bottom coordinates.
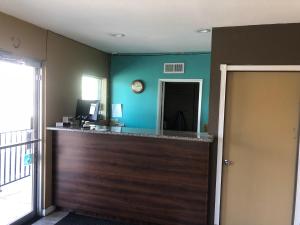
(0, 61, 43, 224)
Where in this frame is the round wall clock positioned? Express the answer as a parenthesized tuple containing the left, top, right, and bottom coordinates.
(131, 80, 145, 93)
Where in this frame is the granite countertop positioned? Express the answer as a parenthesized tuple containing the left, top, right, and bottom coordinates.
(47, 126, 214, 143)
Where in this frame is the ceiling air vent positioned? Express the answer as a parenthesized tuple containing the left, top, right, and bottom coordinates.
(164, 63, 185, 74)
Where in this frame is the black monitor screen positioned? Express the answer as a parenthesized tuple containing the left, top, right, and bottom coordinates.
(75, 99, 100, 122)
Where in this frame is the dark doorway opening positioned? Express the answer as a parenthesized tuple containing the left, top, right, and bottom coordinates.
(163, 82, 199, 132)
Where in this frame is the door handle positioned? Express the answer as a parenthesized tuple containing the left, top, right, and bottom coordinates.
(224, 159, 234, 167)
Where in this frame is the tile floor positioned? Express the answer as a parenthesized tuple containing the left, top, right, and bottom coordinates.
(32, 211, 69, 225)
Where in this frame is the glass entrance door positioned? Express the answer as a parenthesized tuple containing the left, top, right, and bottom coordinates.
(0, 60, 41, 225)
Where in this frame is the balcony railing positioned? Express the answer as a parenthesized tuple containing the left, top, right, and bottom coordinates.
(0, 129, 38, 188)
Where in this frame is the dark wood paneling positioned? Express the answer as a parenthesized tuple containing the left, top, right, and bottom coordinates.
(52, 131, 210, 225)
(208, 23, 300, 224)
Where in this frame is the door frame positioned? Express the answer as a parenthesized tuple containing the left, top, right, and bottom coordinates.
(214, 65, 300, 225)
(0, 62, 43, 225)
(156, 79, 203, 133)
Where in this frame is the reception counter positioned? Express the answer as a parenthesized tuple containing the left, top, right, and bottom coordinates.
(48, 126, 214, 225)
(47, 126, 213, 142)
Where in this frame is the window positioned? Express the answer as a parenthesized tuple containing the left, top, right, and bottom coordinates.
(81, 75, 108, 119)
(82, 75, 102, 100)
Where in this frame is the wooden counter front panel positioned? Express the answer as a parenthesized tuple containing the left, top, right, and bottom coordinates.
(52, 131, 210, 225)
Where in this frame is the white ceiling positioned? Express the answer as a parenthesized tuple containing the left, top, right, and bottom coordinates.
(1, 0, 300, 54)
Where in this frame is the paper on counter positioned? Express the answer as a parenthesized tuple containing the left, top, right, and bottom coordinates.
(112, 104, 122, 118)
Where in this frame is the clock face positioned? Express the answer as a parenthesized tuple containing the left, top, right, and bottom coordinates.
(131, 80, 144, 93)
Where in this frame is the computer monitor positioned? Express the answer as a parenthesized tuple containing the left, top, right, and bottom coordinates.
(75, 99, 100, 122)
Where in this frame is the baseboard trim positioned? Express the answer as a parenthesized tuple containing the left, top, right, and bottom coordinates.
(42, 205, 56, 216)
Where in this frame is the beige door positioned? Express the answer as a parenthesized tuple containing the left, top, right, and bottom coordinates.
(221, 72, 300, 225)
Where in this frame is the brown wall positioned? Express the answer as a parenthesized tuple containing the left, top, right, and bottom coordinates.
(0, 12, 47, 60)
(45, 31, 109, 125)
(208, 23, 300, 224)
(209, 23, 300, 134)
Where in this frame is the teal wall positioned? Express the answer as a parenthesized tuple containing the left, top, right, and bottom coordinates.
(110, 53, 211, 131)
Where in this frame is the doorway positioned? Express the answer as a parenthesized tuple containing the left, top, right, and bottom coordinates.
(0, 59, 41, 225)
(214, 65, 300, 225)
(157, 79, 202, 133)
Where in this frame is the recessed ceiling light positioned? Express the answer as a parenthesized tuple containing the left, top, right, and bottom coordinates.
(110, 33, 126, 38)
(196, 29, 211, 33)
